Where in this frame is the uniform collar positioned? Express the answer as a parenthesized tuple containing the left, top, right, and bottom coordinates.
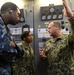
(49, 34, 64, 43)
(22, 41, 31, 49)
(0, 17, 5, 25)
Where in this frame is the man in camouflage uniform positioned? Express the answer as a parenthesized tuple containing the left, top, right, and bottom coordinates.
(40, 0, 74, 75)
(12, 31, 35, 75)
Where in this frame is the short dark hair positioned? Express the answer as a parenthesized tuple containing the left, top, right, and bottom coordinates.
(23, 24, 30, 31)
(53, 20, 61, 29)
(21, 31, 30, 40)
(1, 2, 18, 14)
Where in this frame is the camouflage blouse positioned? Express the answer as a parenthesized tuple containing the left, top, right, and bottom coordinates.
(44, 19, 74, 75)
(12, 41, 35, 75)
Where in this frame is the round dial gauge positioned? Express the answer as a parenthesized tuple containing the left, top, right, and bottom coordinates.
(50, 7, 55, 13)
(42, 15, 46, 20)
(52, 14, 57, 19)
(20, 17, 24, 22)
(47, 15, 51, 20)
(58, 14, 63, 19)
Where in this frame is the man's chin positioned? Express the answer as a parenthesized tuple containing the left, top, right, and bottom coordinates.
(49, 34, 51, 36)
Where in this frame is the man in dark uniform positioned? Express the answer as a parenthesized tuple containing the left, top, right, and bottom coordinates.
(40, 0, 74, 75)
(0, 2, 24, 75)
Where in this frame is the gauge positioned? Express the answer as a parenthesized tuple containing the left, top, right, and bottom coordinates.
(52, 14, 57, 19)
(58, 14, 63, 19)
(41, 15, 46, 20)
(47, 15, 51, 20)
(20, 17, 24, 22)
(50, 7, 55, 13)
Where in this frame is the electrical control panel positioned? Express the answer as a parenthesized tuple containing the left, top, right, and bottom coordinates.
(40, 5, 63, 21)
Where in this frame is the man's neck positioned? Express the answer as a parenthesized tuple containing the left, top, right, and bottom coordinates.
(52, 32, 62, 41)
(25, 41, 30, 47)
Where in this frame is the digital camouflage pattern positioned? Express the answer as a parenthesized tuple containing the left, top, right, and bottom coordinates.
(0, 17, 24, 75)
(12, 41, 35, 75)
(44, 19, 74, 75)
